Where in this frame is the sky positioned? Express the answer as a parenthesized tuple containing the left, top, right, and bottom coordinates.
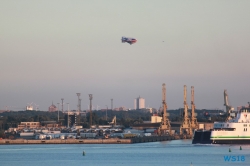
(1, 0, 250, 111)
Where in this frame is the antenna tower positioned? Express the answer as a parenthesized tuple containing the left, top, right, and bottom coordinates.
(61, 98, 64, 113)
(57, 103, 60, 122)
(89, 94, 93, 127)
(111, 99, 113, 110)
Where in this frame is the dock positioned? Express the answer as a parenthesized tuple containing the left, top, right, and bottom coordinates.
(0, 135, 185, 144)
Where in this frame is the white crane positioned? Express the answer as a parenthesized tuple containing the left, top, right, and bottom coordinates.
(224, 90, 234, 121)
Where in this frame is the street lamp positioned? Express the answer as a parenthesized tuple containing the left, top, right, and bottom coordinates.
(67, 103, 69, 128)
(57, 103, 60, 122)
(106, 105, 108, 121)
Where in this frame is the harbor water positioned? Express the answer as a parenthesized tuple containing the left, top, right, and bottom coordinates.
(0, 140, 250, 166)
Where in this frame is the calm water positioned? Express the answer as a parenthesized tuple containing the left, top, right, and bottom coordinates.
(0, 140, 250, 166)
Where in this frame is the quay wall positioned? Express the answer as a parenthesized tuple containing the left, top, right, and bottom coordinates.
(0, 138, 131, 144)
(0, 135, 185, 144)
(131, 135, 177, 143)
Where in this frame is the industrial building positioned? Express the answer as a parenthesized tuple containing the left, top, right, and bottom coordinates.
(64, 111, 80, 127)
(151, 114, 162, 123)
(18, 122, 40, 129)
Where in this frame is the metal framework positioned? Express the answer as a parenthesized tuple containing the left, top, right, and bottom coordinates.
(158, 83, 171, 135)
(180, 85, 192, 135)
(190, 86, 198, 130)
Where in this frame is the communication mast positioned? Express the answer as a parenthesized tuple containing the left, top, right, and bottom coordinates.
(190, 86, 198, 130)
(111, 99, 113, 110)
(57, 103, 60, 122)
(61, 98, 64, 113)
(89, 94, 93, 127)
(76, 93, 81, 112)
(67, 103, 69, 128)
(158, 83, 171, 135)
(180, 85, 192, 135)
(76, 93, 81, 126)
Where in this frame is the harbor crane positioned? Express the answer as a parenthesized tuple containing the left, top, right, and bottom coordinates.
(180, 85, 192, 135)
(224, 90, 234, 121)
(190, 86, 198, 130)
(109, 116, 117, 127)
(158, 83, 171, 135)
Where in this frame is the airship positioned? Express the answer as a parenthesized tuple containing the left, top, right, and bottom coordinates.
(121, 36, 137, 45)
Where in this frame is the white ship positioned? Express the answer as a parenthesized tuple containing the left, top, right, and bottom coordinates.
(211, 105, 250, 144)
(193, 90, 250, 144)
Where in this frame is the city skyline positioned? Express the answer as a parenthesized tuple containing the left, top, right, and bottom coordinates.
(0, 91, 239, 112)
(1, 1, 250, 111)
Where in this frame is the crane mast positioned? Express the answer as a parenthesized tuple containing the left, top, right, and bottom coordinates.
(190, 86, 198, 130)
(180, 85, 192, 135)
(158, 83, 171, 135)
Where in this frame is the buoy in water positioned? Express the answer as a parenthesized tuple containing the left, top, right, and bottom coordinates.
(229, 148, 231, 152)
(240, 146, 242, 150)
(83, 151, 86, 156)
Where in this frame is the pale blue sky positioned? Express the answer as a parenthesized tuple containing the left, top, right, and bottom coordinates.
(1, 1, 250, 111)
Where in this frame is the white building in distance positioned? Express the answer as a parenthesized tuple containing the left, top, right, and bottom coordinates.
(26, 105, 33, 111)
(134, 96, 145, 110)
(151, 115, 162, 123)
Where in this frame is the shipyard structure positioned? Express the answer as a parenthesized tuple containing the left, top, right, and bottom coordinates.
(2, 84, 217, 143)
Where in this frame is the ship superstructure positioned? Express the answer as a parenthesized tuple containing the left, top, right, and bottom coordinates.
(193, 90, 250, 144)
(211, 106, 250, 144)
